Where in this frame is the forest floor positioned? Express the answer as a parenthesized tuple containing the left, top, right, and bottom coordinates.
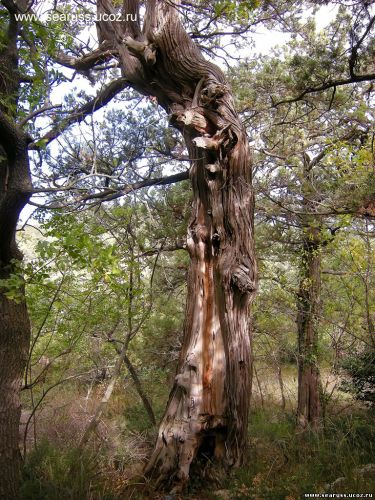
(20, 366, 375, 499)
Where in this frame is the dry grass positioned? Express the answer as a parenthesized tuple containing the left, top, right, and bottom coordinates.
(20, 367, 373, 499)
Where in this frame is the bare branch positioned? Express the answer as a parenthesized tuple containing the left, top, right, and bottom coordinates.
(349, 14, 375, 77)
(272, 73, 375, 107)
(18, 103, 62, 127)
(28, 171, 190, 208)
(53, 43, 117, 72)
(79, 170, 190, 204)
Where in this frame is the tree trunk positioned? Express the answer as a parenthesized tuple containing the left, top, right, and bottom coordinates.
(97, 0, 257, 489)
(146, 129, 255, 487)
(0, 276, 31, 499)
(0, 122, 32, 499)
(296, 154, 322, 430)
(296, 237, 322, 429)
(123, 353, 156, 426)
(0, 7, 32, 496)
(276, 363, 286, 411)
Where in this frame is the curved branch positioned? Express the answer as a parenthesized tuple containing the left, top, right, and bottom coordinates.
(28, 171, 190, 210)
(29, 77, 129, 149)
(53, 43, 117, 72)
(18, 103, 62, 127)
(272, 73, 375, 107)
(81, 170, 190, 203)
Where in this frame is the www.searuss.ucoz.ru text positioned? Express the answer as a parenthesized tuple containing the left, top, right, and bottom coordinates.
(15, 12, 137, 25)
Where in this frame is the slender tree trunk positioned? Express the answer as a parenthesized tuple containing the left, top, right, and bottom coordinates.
(0, 5, 32, 496)
(296, 154, 322, 430)
(253, 364, 264, 409)
(296, 238, 322, 429)
(98, 0, 257, 489)
(276, 363, 286, 411)
(362, 220, 375, 347)
(109, 341, 157, 427)
(123, 353, 156, 425)
(78, 337, 130, 449)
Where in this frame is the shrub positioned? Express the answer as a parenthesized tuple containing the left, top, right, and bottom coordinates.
(340, 349, 375, 406)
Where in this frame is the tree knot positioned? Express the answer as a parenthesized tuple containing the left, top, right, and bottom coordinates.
(123, 36, 156, 66)
(231, 264, 257, 294)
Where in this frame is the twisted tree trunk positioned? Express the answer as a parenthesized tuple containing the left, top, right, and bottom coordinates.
(98, 0, 257, 489)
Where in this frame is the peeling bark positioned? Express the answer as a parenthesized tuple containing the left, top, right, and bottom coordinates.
(97, 0, 257, 489)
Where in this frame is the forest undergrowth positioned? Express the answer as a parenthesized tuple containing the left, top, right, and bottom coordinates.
(20, 370, 375, 500)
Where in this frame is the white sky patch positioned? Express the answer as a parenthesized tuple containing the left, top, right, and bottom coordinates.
(251, 29, 291, 56)
(315, 4, 340, 32)
(251, 4, 339, 56)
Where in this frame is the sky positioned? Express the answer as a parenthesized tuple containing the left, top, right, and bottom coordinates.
(253, 4, 338, 55)
(19, 3, 339, 224)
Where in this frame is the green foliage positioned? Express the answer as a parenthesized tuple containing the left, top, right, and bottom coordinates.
(0, 259, 25, 303)
(20, 182, 188, 457)
(341, 350, 375, 406)
(213, 0, 260, 20)
(229, 3, 375, 410)
(215, 408, 375, 499)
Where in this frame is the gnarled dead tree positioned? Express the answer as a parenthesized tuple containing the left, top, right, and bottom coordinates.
(97, 0, 257, 490)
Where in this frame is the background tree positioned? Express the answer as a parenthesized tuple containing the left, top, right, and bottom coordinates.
(231, 1, 375, 428)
